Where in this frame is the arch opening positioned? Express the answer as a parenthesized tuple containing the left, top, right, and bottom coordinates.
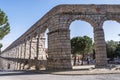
(103, 20, 120, 63)
(26, 26, 49, 70)
(36, 27, 49, 70)
(70, 20, 93, 39)
(69, 20, 94, 69)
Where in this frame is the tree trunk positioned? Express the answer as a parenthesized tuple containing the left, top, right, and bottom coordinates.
(81, 53, 84, 65)
(73, 56, 77, 66)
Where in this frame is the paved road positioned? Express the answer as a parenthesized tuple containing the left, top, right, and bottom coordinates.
(0, 72, 120, 80)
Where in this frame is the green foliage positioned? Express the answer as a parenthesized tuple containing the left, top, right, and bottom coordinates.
(83, 36, 93, 54)
(106, 40, 118, 58)
(0, 9, 10, 39)
(71, 36, 84, 55)
(71, 36, 93, 65)
(114, 43, 120, 57)
(71, 36, 93, 55)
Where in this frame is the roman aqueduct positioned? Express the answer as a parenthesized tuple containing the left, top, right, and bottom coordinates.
(0, 4, 120, 70)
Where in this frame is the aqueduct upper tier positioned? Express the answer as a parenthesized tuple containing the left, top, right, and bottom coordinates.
(1, 5, 120, 70)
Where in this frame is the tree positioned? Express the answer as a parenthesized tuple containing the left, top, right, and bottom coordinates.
(106, 40, 118, 58)
(114, 34, 120, 58)
(82, 36, 93, 65)
(71, 36, 93, 65)
(82, 36, 93, 54)
(114, 43, 120, 58)
(71, 36, 85, 65)
(0, 9, 10, 39)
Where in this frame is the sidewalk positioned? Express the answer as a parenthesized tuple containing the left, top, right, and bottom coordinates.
(0, 65, 120, 75)
(51, 65, 120, 75)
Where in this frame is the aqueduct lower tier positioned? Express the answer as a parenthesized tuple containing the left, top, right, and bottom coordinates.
(0, 4, 120, 70)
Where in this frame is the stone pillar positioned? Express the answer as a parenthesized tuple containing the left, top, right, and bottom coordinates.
(29, 39, 32, 59)
(12, 48, 15, 70)
(16, 46, 20, 70)
(24, 39, 31, 69)
(19, 43, 23, 70)
(23, 41, 26, 69)
(30, 37, 37, 59)
(93, 22, 107, 67)
(28, 38, 32, 69)
(38, 34, 46, 60)
(14, 47, 18, 70)
(18, 44, 21, 70)
(35, 35, 40, 70)
(36, 37, 39, 59)
(20, 43, 24, 70)
(26, 40, 30, 59)
(47, 29, 72, 70)
(20, 43, 25, 70)
(29, 36, 38, 70)
(24, 41, 26, 59)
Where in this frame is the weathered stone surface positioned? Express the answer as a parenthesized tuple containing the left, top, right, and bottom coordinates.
(1, 4, 120, 70)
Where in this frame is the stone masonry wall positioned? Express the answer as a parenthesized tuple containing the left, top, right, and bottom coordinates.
(1, 5, 120, 70)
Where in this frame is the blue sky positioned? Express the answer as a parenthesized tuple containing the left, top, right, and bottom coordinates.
(0, 0, 120, 50)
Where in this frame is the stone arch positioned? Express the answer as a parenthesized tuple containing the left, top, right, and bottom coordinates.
(67, 15, 94, 40)
(69, 20, 93, 38)
(40, 24, 49, 34)
(67, 15, 95, 29)
(103, 20, 120, 58)
(102, 15, 120, 41)
(105, 14, 120, 23)
(69, 20, 94, 67)
(46, 13, 97, 70)
(30, 25, 49, 70)
(4, 4, 120, 70)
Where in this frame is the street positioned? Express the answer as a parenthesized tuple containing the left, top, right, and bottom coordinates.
(0, 71, 120, 80)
